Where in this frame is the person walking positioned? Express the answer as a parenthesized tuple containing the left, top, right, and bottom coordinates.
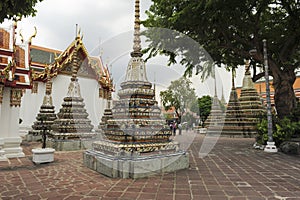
(172, 122, 176, 136)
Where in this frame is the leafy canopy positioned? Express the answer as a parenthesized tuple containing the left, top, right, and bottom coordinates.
(197, 95, 213, 126)
(0, 0, 43, 23)
(143, 0, 300, 77)
(160, 77, 197, 121)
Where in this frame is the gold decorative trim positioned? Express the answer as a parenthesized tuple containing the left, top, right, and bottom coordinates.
(10, 88, 23, 107)
(31, 81, 38, 93)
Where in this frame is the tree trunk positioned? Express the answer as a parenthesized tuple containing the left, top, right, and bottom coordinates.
(270, 62, 297, 119)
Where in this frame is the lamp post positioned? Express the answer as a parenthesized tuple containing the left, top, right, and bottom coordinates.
(262, 39, 277, 152)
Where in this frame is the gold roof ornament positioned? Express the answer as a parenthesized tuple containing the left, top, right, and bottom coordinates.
(28, 27, 37, 44)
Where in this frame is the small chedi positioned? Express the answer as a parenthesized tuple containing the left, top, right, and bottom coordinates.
(205, 87, 225, 135)
(48, 42, 95, 151)
(205, 71, 226, 134)
(27, 66, 57, 141)
(84, 0, 189, 178)
(220, 62, 264, 137)
(221, 69, 248, 137)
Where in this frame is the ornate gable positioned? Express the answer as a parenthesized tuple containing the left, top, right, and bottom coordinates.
(32, 35, 113, 91)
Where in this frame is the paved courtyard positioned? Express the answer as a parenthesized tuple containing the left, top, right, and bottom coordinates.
(0, 131, 300, 200)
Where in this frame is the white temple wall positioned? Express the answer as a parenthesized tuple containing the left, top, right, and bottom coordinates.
(0, 87, 25, 158)
(20, 75, 106, 133)
(20, 84, 44, 134)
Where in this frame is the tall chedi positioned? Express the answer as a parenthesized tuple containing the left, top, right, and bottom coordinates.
(48, 37, 94, 151)
(84, 0, 189, 179)
(239, 60, 264, 136)
(27, 65, 57, 141)
(221, 68, 247, 137)
(205, 73, 225, 135)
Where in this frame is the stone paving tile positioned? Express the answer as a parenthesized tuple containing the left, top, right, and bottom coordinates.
(1, 133, 300, 200)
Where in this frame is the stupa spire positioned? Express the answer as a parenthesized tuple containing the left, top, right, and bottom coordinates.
(231, 68, 236, 89)
(45, 65, 52, 95)
(214, 66, 217, 97)
(221, 86, 226, 105)
(71, 47, 79, 81)
(131, 0, 142, 57)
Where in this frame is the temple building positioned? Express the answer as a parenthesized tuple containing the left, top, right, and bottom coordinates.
(83, 0, 189, 178)
(0, 22, 33, 159)
(0, 22, 113, 158)
(21, 36, 113, 136)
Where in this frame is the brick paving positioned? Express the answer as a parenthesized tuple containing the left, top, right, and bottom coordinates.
(0, 131, 300, 200)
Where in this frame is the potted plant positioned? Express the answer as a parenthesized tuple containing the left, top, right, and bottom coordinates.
(32, 115, 55, 164)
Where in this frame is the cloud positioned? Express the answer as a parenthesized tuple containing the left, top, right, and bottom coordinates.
(1, 0, 237, 100)
(12, 0, 152, 52)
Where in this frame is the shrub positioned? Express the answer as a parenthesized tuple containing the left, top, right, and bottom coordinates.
(256, 117, 300, 146)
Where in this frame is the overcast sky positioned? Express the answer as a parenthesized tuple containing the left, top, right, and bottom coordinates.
(2, 0, 245, 102)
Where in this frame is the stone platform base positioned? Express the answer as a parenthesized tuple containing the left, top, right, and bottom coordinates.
(25, 134, 42, 142)
(0, 150, 8, 161)
(47, 138, 96, 151)
(83, 150, 189, 179)
(2, 137, 25, 158)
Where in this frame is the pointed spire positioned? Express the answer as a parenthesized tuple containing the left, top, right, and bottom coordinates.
(214, 66, 218, 97)
(131, 0, 143, 58)
(45, 65, 52, 95)
(220, 86, 226, 105)
(71, 47, 79, 81)
(214, 81, 217, 97)
(231, 68, 236, 89)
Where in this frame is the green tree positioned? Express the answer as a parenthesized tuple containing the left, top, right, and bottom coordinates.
(197, 95, 212, 127)
(143, 0, 300, 119)
(0, 0, 43, 23)
(160, 77, 197, 123)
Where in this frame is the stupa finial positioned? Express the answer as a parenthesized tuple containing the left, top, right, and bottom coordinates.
(45, 65, 52, 95)
(214, 66, 217, 97)
(231, 68, 236, 89)
(130, 0, 142, 57)
(71, 47, 79, 81)
(221, 86, 226, 104)
(245, 60, 251, 75)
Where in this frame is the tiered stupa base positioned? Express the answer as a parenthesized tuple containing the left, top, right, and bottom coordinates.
(220, 87, 249, 138)
(238, 66, 264, 137)
(205, 95, 225, 136)
(83, 140, 188, 178)
(47, 132, 97, 151)
(26, 94, 57, 142)
(84, 0, 189, 178)
(48, 79, 95, 151)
